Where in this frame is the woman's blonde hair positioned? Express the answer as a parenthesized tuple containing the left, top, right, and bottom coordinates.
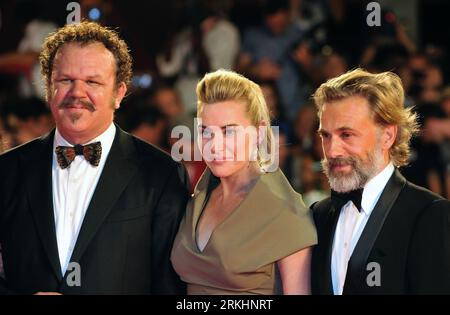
(313, 68, 419, 167)
(196, 69, 275, 171)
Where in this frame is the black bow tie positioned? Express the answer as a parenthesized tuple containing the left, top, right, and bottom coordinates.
(55, 142, 102, 169)
(331, 188, 364, 212)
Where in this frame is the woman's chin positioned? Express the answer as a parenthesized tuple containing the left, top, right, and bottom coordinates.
(207, 161, 240, 178)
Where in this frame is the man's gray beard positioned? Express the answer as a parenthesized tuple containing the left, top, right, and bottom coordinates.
(321, 145, 385, 193)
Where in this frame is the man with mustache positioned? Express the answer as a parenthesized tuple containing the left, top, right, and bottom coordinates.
(0, 22, 189, 294)
(310, 68, 450, 294)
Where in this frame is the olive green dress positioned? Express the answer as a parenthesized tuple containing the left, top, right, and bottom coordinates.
(171, 168, 317, 295)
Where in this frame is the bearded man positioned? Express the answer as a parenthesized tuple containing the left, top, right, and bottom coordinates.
(310, 68, 450, 294)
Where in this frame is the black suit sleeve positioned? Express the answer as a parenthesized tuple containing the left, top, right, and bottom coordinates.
(0, 201, 8, 294)
(408, 198, 450, 294)
(0, 247, 8, 294)
(0, 218, 17, 294)
(150, 162, 189, 294)
(0, 277, 9, 295)
(0, 158, 14, 295)
(309, 202, 319, 295)
(309, 200, 331, 295)
(0, 272, 15, 294)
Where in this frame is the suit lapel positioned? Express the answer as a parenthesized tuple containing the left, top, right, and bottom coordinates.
(343, 169, 406, 293)
(23, 130, 63, 281)
(68, 127, 139, 265)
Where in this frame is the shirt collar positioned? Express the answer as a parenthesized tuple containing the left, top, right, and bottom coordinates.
(360, 162, 395, 215)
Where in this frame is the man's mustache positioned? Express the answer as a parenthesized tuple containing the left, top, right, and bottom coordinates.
(59, 98, 96, 112)
(325, 157, 357, 168)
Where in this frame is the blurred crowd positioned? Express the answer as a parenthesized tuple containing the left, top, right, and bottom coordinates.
(0, 0, 449, 202)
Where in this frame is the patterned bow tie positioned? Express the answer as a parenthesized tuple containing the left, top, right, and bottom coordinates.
(331, 188, 364, 212)
(55, 142, 102, 169)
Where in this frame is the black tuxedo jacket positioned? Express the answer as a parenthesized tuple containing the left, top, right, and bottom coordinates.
(0, 126, 189, 294)
(311, 169, 450, 294)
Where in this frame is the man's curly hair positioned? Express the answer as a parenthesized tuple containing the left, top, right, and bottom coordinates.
(40, 21, 132, 90)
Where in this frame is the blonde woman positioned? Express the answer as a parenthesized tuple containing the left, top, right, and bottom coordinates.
(171, 70, 317, 294)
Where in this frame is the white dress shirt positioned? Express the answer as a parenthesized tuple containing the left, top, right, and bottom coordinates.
(52, 123, 116, 275)
(331, 163, 395, 295)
